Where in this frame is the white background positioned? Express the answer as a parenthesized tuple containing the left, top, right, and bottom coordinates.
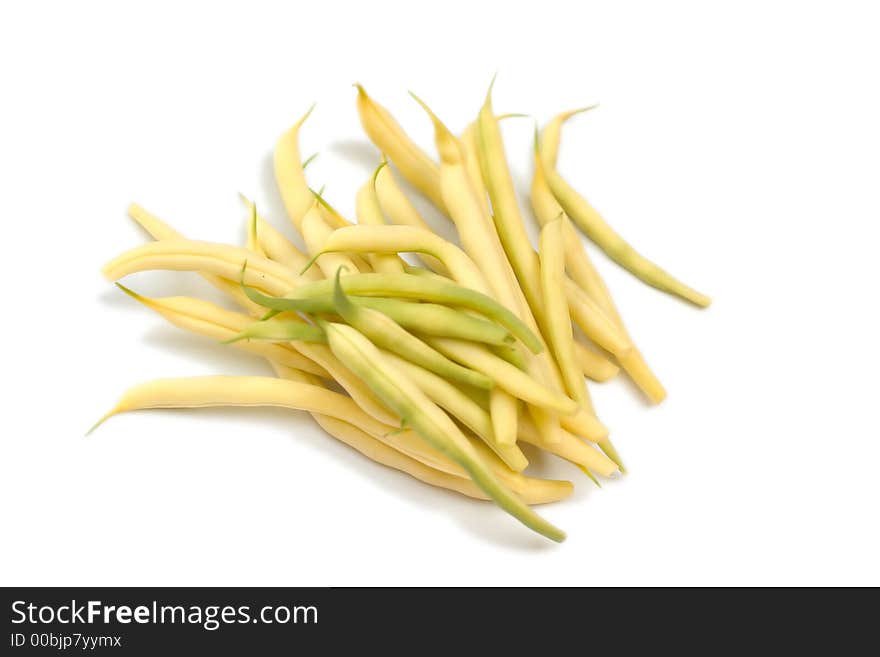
(1, 0, 878, 586)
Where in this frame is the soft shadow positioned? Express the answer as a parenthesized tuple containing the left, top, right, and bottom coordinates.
(97, 286, 135, 310)
(140, 325, 272, 375)
(328, 139, 381, 174)
(130, 402, 560, 549)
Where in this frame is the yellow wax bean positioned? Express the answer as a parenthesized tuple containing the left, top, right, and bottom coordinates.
(102, 239, 297, 297)
(412, 92, 590, 446)
(271, 364, 477, 491)
(477, 83, 546, 323)
(308, 187, 358, 232)
(354, 84, 446, 212)
(373, 161, 449, 275)
(412, 93, 552, 446)
(460, 121, 490, 216)
(300, 203, 362, 278)
(531, 122, 609, 304)
(539, 106, 597, 169)
(380, 351, 528, 472)
(409, 92, 519, 307)
(268, 364, 460, 475)
(426, 338, 578, 416)
(489, 391, 519, 448)
(539, 111, 711, 308)
(274, 105, 319, 230)
(309, 413, 491, 500)
(355, 164, 405, 274)
(565, 278, 632, 357)
(126, 203, 265, 315)
(117, 283, 330, 378)
(115, 284, 328, 377)
(597, 437, 627, 474)
(315, 410, 572, 506)
(310, 225, 490, 294)
(291, 342, 399, 427)
(540, 218, 588, 404)
(321, 320, 565, 542)
(92, 375, 447, 476)
(518, 416, 619, 477)
(532, 133, 666, 403)
(273, 368, 562, 502)
(238, 194, 323, 282)
(466, 439, 572, 505)
(574, 342, 620, 382)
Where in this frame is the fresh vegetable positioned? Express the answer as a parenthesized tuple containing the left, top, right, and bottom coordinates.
(96, 78, 709, 542)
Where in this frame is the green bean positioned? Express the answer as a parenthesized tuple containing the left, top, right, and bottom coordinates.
(226, 317, 327, 344)
(330, 270, 492, 390)
(320, 319, 565, 542)
(241, 272, 543, 354)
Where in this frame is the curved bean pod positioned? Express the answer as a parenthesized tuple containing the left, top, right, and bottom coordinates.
(355, 163, 405, 274)
(301, 202, 362, 278)
(373, 161, 449, 275)
(531, 132, 665, 403)
(92, 375, 445, 476)
(274, 105, 319, 230)
(126, 203, 266, 315)
(102, 239, 297, 297)
(539, 111, 711, 308)
(354, 84, 445, 212)
(309, 224, 490, 294)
